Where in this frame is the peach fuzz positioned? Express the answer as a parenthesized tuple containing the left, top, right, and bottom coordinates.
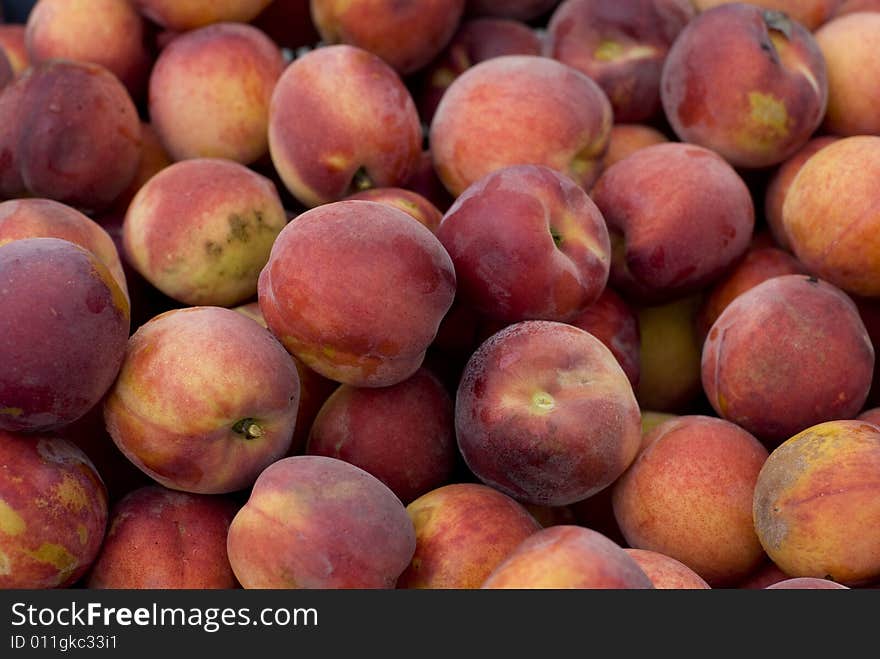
(814, 13, 880, 136)
(268, 44, 422, 208)
(103, 306, 300, 495)
(466, 0, 561, 20)
(305, 367, 456, 505)
(600, 123, 669, 171)
(258, 200, 456, 388)
(0, 238, 130, 434)
(87, 486, 239, 589)
(481, 525, 654, 589)
(753, 420, 880, 585)
(346, 187, 443, 233)
(455, 320, 641, 506)
(0, 198, 128, 300)
(436, 164, 610, 323)
(132, 0, 272, 31)
(149, 22, 285, 165)
(702, 275, 874, 444)
(612, 415, 769, 586)
(766, 578, 849, 589)
(0, 432, 108, 589)
(692, 0, 841, 31)
(696, 246, 806, 341)
(397, 483, 541, 589)
(591, 143, 754, 304)
(123, 158, 288, 308)
(546, 0, 695, 123)
(227, 455, 415, 589)
(624, 549, 711, 589)
(660, 4, 828, 169)
(430, 55, 612, 198)
(0, 25, 29, 76)
(783, 136, 880, 297)
(25, 0, 152, 100)
(311, 0, 465, 75)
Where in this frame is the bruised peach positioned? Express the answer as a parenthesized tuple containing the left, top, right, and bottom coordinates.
(132, 0, 272, 31)
(430, 55, 612, 197)
(103, 306, 300, 494)
(227, 455, 416, 589)
(701, 275, 874, 444)
(455, 320, 641, 506)
(753, 420, 880, 585)
(624, 549, 712, 589)
(397, 483, 541, 589)
(87, 486, 239, 589)
(346, 187, 443, 233)
(0, 432, 108, 589)
(258, 200, 456, 387)
(481, 525, 654, 589)
(0, 238, 129, 434)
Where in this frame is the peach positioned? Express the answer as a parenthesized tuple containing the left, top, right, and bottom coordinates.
(436, 164, 611, 323)
(693, 0, 841, 30)
(149, 22, 285, 165)
(753, 420, 880, 585)
(346, 187, 443, 233)
(546, 0, 695, 122)
(123, 158, 288, 308)
(13, 60, 142, 214)
(0, 198, 128, 300)
(87, 486, 239, 589)
(103, 306, 300, 494)
(430, 55, 613, 198)
(591, 143, 754, 304)
(258, 200, 456, 387)
(305, 367, 456, 504)
(0, 433, 108, 589)
(763, 136, 838, 252)
(397, 483, 541, 589)
(783, 136, 880, 297)
(0, 238, 129, 434)
(132, 0, 272, 31)
(455, 320, 641, 506)
(814, 13, 880, 136)
(482, 525, 654, 589)
(311, 0, 465, 75)
(0, 25, 29, 76)
(766, 577, 849, 589)
(858, 407, 880, 426)
(568, 287, 640, 388)
(25, 0, 152, 100)
(227, 455, 416, 589)
(634, 295, 704, 413)
(269, 44, 422, 208)
(702, 275, 874, 444)
(696, 245, 806, 341)
(416, 17, 542, 123)
(661, 4, 828, 169)
(466, 0, 561, 21)
(601, 123, 669, 171)
(624, 549, 712, 589)
(612, 415, 769, 586)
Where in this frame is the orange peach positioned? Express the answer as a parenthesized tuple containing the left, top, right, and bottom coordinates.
(481, 525, 654, 589)
(624, 549, 712, 589)
(268, 44, 423, 208)
(346, 187, 443, 233)
(0, 432, 108, 589)
(702, 275, 874, 444)
(661, 4, 828, 169)
(397, 483, 541, 589)
(226, 455, 416, 589)
(87, 485, 239, 589)
(455, 320, 641, 506)
(430, 54, 613, 197)
(103, 306, 300, 494)
(612, 415, 769, 586)
(123, 158, 288, 307)
(600, 123, 669, 171)
(149, 22, 285, 165)
(753, 420, 880, 585)
(132, 0, 272, 31)
(258, 200, 456, 387)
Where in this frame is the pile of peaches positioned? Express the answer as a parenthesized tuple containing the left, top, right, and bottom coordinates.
(1, 0, 880, 591)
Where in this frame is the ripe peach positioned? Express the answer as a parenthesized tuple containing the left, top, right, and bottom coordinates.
(227, 455, 416, 589)
(346, 187, 443, 233)
(430, 55, 613, 197)
(132, 0, 272, 31)
(397, 483, 541, 589)
(624, 549, 712, 589)
(258, 200, 456, 387)
(753, 420, 880, 585)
